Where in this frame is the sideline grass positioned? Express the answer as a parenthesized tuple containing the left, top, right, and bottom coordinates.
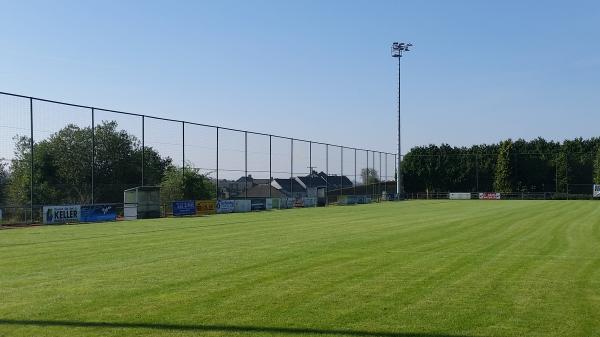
(1, 201, 599, 337)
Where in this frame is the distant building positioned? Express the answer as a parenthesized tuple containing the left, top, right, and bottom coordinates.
(218, 171, 354, 199)
(315, 171, 353, 191)
(246, 184, 285, 198)
(271, 178, 307, 198)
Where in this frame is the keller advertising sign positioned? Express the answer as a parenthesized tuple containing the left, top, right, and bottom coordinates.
(81, 205, 117, 222)
(173, 200, 197, 216)
(43, 205, 81, 224)
(479, 192, 501, 200)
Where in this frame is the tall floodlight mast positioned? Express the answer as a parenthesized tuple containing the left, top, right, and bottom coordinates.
(391, 42, 412, 199)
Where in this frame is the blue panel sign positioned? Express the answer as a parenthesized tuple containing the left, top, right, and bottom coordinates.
(216, 200, 235, 213)
(251, 198, 266, 211)
(81, 205, 117, 223)
(173, 200, 197, 216)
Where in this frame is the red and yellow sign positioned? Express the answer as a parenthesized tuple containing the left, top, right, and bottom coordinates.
(196, 200, 216, 215)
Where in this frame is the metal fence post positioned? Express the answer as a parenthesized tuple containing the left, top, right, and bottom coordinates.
(326, 144, 329, 205)
(29, 97, 34, 224)
(366, 150, 369, 197)
(290, 138, 294, 197)
(385, 153, 388, 189)
(340, 146, 343, 197)
(354, 148, 357, 196)
(245, 131, 248, 199)
(182, 121, 185, 179)
(269, 135, 272, 198)
(394, 154, 397, 198)
(91, 107, 95, 204)
(141, 115, 145, 186)
(379, 152, 382, 197)
(372, 151, 375, 198)
(216, 127, 219, 199)
(309, 141, 312, 174)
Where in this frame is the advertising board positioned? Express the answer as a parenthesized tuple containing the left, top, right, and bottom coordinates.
(594, 185, 600, 198)
(479, 192, 501, 200)
(172, 200, 196, 216)
(303, 197, 317, 207)
(234, 200, 251, 213)
(43, 205, 81, 224)
(196, 200, 216, 215)
(80, 205, 117, 222)
(449, 193, 471, 200)
(216, 200, 235, 213)
(251, 198, 266, 211)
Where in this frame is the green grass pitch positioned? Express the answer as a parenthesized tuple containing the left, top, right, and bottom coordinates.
(1, 201, 599, 337)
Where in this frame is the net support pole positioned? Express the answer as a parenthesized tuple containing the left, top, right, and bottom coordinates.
(290, 138, 294, 197)
(326, 144, 328, 206)
(354, 148, 357, 196)
(91, 108, 95, 204)
(340, 146, 343, 198)
(269, 135, 272, 198)
(182, 121, 185, 180)
(245, 131, 248, 200)
(141, 116, 145, 186)
(216, 127, 219, 199)
(29, 97, 34, 224)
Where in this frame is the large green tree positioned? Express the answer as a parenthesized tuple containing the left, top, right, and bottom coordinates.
(7, 121, 171, 205)
(160, 165, 215, 202)
(494, 140, 514, 193)
(360, 168, 379, 185)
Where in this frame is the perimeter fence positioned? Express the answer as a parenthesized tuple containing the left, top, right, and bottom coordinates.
(0, 92, 397, 225)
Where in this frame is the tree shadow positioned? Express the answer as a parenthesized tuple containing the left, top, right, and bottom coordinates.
(0, 319, 483, 337)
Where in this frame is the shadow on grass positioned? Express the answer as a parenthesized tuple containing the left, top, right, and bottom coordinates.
(0, 319, 481, 337)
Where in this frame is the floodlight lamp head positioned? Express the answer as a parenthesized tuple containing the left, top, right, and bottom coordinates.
(391, 41, 412, 57)
(391, 42, 402, 57)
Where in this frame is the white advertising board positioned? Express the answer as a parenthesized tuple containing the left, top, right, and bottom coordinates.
(594, 185, 600, 198)
(265, 198, 273, 210)
(449, 193, 471, 200)
(43, 205, 81, 224)
(234, 200, 251, 213)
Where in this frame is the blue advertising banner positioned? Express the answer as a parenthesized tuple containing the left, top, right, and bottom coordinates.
(216, 200, 235, 213)
(173, 200, 197, 216)
(251, 198, 266, 211)
(81, 205, 117, 223)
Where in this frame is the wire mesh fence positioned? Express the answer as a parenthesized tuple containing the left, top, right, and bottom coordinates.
(0, 92, 397, 225)
(1, 91, 598, 225)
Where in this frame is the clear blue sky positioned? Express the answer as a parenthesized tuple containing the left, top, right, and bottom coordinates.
(1, 0, 599, 156)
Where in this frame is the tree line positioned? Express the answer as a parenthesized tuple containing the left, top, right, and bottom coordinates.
(0, 121, 215, 206)
(402, 137, 600, 194)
